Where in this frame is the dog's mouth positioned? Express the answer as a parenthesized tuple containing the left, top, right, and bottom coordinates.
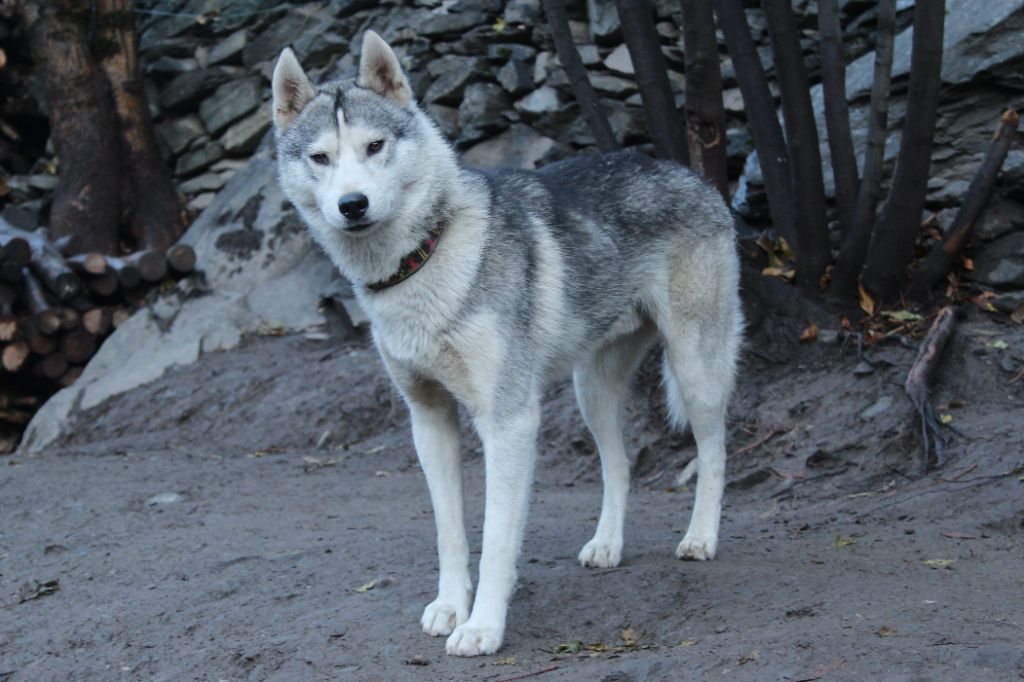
(344, 221, 377, 234)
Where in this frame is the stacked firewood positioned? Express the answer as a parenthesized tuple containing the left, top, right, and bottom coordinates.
(0, 218, 196, 452)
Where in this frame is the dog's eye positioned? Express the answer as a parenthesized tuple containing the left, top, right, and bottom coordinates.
(367, 140, 385, 156)
(310, 153, 329, 165)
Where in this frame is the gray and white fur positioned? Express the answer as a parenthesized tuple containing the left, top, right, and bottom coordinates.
(272, 32, 743, 657)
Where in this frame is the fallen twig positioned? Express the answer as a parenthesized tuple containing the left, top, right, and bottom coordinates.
(735, 428, 782, 456)
(940, 463, 977, 482)
(904, 306, 957, 471)
(496, 665, 560, 682)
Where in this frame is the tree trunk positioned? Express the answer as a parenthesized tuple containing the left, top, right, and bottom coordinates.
(26, 0, 121, 254)
(95, 0, 185, 251)
(542, 0, 618, 152)
(910, 109, 1020, 295)
(761, 0, 830, 291)
(817, 0, 859, 237)
(828, 0, 896, 300)
(680, 0, 728, 197)
(860, 0, 945, 300)
(715, 0, 797, 251)
(616, 0, 689, 164)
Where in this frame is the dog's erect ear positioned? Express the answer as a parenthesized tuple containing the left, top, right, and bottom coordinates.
(358, 31, 413, 107)
(272, 47, 317, 130)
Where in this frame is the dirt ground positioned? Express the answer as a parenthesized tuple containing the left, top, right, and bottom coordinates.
(2, 311, 1023, 681)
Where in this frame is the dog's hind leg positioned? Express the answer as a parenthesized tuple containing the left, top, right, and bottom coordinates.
(664, 336, 729, 560)
(656, 244, 741, 561)
(574, 320, 656, 568)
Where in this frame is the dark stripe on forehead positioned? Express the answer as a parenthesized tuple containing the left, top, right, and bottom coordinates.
(333, 88, 346, 129)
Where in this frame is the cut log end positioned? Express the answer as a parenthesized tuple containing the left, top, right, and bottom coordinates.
(127, 250, 167, 283)
(0, 235, 30, 266)
(0, 319, 16, 341)
(167, 243, 196, 274)
(35, 353, 68, 381)
(82, 308, 112, 336)
(59, 366, 84, 388)
(60, 328, 97, 365)
(2, 340, 29, 372)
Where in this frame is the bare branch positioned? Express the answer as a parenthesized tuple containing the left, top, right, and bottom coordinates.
(817, 0, 859, 237)
(715, 0, 797, 249)
(681, 0, 728, 196)
(761, 0, 830, 290)
(616, 0, 688, 164)
(829, 0, 896, 300)
(910, 109, 1020, 295)
(861, 0, 946, 300)
(541, 0, 618, 151)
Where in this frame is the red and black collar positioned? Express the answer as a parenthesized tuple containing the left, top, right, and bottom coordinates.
(365, 221, 445, 292)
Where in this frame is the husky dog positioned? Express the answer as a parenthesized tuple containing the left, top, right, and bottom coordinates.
(272, 32, 742, 656)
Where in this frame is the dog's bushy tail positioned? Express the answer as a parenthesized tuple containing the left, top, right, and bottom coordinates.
(660, 352, 689, 433)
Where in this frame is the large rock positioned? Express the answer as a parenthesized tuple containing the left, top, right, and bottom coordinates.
(458, 83, 511, 145)
(156, 115, 206, 156)
(515, 86, 561, 116)
(179, 173, 227, 194)
(425, 55, 485, 104)
(486, 44, 538, 63)
(462, 124, 555, 170)
(975, 200, 1024, 241)
(589, 73, 637, 97)
(603, 44, 634, 76)
(587, 0, 621, 43)
(969, 231, 1024, 288)
(199, 77, 263, 136)
(425, 104, 460, 141)
(497, 59, 534, 96)
(293, 30, 348, 67)
(503, 0, 540, 26)
(243, 7, 336, 68)
(222, 103, 273, 155)
(145, 56, 198, 76)
(731, 151, 769, 222)
(176, 142, 225, 177)
(419, 10, 489, 36)
(207, 30, 248, 66)
(159, 67, 236, 112)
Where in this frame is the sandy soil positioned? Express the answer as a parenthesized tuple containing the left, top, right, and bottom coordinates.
(1, 312, 1023, 681)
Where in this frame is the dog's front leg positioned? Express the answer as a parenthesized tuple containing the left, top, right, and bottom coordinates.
(408, 393, 473, 637)
(447, 399, 540, 657)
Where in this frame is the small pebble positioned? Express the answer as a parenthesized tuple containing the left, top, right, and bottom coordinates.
(146, 492, 184, 506)
(818, 329, 840, 344)
(853, 361, 874, 376)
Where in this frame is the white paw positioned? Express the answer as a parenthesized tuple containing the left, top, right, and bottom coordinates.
(676, 532, 717, 561)
(578, 537, 622, 568)
(421, 598, 469, 637)
(446, 622, 504, 656)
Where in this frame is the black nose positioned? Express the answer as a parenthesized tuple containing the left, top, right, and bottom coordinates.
(339, 193, 369, 220)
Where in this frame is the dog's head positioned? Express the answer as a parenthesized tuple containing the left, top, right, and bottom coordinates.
(272, 32, 452, 279)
